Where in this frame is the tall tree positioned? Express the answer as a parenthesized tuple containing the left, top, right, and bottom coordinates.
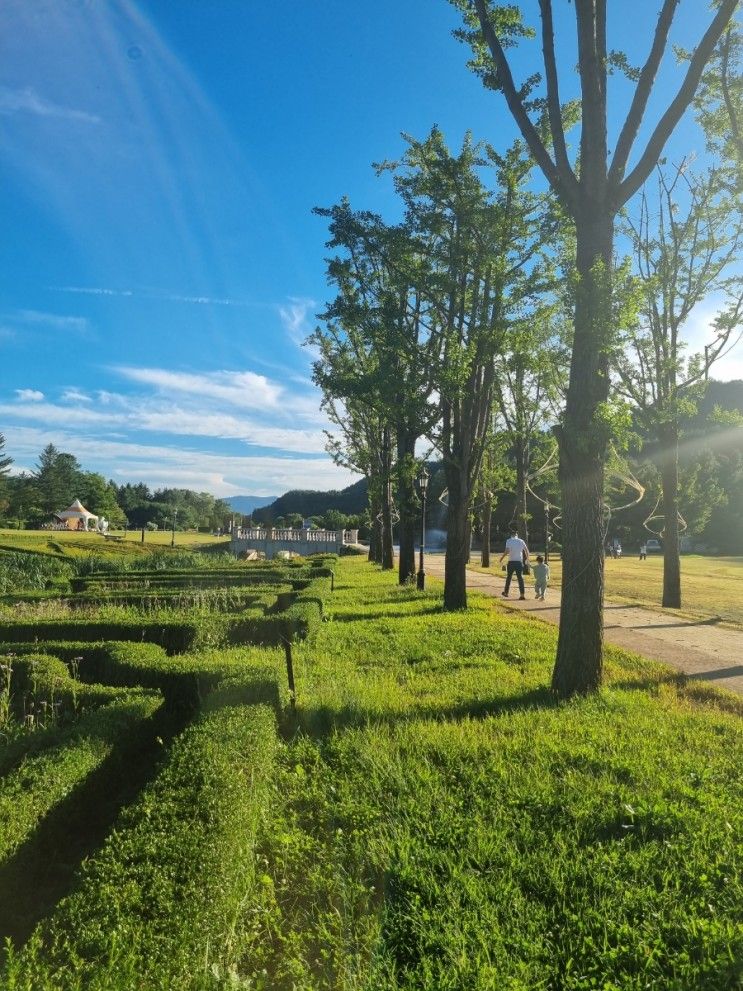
(387, 130, 552, 608)
(452, 0, 739, 695)
(617, 163, 743, 608)
(493, 309, 565, 544)
(33, 444, 83, 516)
(312, 203, 438, 580)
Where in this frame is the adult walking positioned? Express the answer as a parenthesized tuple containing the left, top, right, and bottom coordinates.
(639, 542, 647, 561)
(500, 528, 529, 600)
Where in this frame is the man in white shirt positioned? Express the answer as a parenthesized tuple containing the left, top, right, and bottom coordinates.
(499, 529, 529, 600)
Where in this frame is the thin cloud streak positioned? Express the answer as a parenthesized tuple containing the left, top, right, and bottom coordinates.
(0, 85, 101, 124)
(51, 285, 267, 308)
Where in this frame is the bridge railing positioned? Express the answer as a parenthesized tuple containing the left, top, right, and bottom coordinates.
(234, 527, 359, 545)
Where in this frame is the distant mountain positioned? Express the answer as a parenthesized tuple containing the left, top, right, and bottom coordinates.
(252, 477, 368, 523)
(225, 494, 279, 514)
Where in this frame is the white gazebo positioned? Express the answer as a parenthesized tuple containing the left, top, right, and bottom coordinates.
(55, 498, 99, 531)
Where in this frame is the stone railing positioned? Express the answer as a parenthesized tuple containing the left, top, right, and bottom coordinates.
(236, 527, 358, 544)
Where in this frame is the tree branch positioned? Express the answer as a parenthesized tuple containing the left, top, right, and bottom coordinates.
(472, 0, 576, 211)
(608, 0, 679, 187)
(537, 0, 578, 191)
(614, 0, 740, 209)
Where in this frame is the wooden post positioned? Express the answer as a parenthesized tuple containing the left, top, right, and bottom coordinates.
(282, 637, 296, 707)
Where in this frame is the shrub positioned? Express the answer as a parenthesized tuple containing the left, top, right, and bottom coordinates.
(0, 619, 205, 655)
(4, 704, 278, 990)
(0, 694, 160, 869)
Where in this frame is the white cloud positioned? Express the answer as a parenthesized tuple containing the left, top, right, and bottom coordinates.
(15, 389, 44, 402)
(61, 388, 93, 403)
(17, 310, 90, 333)
(0, 85, 100, 124)
(1, 402, 116, 425)
(279, 297, 315, 345)
(113, 366, 284, 411)
(1, 425, 356, 497)
(0, 397, 329, 454)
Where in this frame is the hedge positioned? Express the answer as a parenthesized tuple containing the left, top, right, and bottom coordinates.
(2, 641, 281, 713)
(9, 653, 154, 719)
(3, 703, 278, 990)
(70, 568, 292, 593)
(0, 619, 206, 655)
(0, 694, 161, 869)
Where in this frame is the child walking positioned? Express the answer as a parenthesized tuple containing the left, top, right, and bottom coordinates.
(533, 555, 550, 601)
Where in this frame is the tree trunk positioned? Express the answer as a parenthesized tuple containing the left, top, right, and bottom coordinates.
(380, 427, 395, 570)
(396, 431, 417, 584)
(481, 494, 493, 567)
(367, 477, 382, 564)
(660, 422, 682, 608)
(514, 435, 529, 543)
(444, 469, 471, 610)
(551, 211, 613, 698)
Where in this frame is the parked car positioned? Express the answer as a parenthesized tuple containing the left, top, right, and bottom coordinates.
(646, 539, 661, 553)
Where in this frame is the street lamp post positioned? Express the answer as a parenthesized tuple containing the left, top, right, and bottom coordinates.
(416, 466, 429, 591)
(544, 501, 550, 563)
(171, 507, 178, 548)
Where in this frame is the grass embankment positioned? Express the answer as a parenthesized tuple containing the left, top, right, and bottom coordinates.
(472, 554, 743, 627)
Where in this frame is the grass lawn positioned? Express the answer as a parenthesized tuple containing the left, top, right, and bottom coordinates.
(3, 556, 741, 989)
(472, 554, 743, 627)
(235, 559, 743, 990)
(0, 528, 231, 559)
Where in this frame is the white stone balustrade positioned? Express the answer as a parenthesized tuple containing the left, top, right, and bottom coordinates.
(231, 527, 359, 558)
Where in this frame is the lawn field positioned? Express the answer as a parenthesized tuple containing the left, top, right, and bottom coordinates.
(0, 528, 231, 559)
(473, 554, 743, 627)
(1, 554, 741, 989)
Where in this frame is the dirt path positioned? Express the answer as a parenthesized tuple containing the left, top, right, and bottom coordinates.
(425, 556, 743, 697)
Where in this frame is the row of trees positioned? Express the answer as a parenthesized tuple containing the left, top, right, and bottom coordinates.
(0, 441, 234, 533)
(312, 0, 743, 697)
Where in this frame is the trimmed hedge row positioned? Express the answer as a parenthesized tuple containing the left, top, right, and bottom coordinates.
(3, 703, 278, 990)
(229, 575, 331, 646)
(9, 653, 156, 719)
(3, 641, 281, 713)
(71, 566, 333, 593)
(0, 619, 207, 655)
(0, 694, 161, 868)
(67, 585, 287, 613)
(70, 568, 291, 593)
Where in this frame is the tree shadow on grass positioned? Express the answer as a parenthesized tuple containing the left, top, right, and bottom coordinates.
(283, 685, 556, 741)
(609, 671, 743, 716)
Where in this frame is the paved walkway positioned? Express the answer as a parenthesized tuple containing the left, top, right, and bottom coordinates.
(425, 556, 743, 697)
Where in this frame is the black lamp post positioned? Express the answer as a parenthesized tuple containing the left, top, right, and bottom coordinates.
(416, 466, 429, 591)
(171, 507, 178, 548)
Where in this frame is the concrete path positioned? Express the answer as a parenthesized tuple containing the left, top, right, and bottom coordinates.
(424, 556, 743, 697)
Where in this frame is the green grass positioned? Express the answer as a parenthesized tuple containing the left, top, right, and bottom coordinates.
(472, 554, 743, 627)
(0, 528, 231, 554)
(1, 556, 741, 989)
(235, 560, 743, 990)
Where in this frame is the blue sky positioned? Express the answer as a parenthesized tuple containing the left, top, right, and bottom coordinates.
(1, 0, 741, 497)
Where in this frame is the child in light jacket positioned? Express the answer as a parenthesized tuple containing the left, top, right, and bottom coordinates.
(533, 555, 550, 600)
